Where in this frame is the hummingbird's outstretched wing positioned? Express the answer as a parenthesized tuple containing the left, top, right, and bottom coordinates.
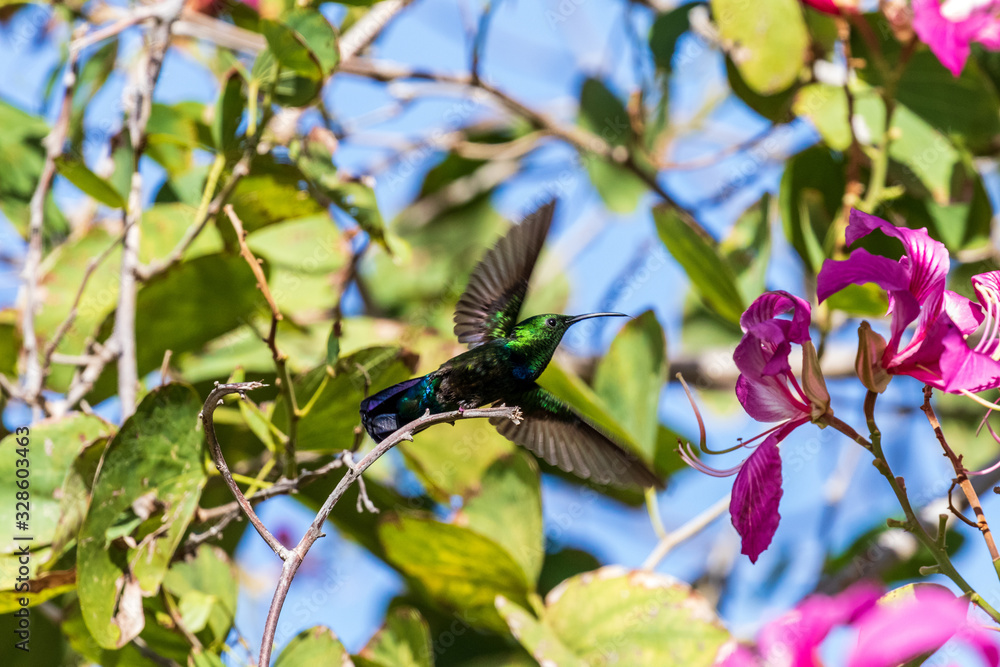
(491, 385, 663, 489)
(453, 200, 556, 347)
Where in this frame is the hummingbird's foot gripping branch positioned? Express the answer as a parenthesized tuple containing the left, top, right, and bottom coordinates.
(199, 382, 522, 667)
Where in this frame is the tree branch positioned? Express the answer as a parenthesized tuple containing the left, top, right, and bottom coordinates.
(216, 394, 520, 666)
(922, 386, 1000, 576)
(642, 493, 731, 570)
(115, 0, 184, 418)
(200, 382, 289, 560)
(20, 32, 83, 418)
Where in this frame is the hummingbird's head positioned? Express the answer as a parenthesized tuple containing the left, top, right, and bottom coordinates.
(508, 313, 628, 378)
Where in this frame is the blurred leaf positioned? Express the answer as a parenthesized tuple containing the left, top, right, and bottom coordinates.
(0, 101, 67, 239)
(276, 627, 354, 666)
(326, 326, 341, 366)
(355, 606, 433, 667)
(723, 57, 797, 121)
(228, 154, 325, 232)
(538, 548, 601, 597)
(401, 418, 515, 501)
(379, 513, 532, 633)
(146, 102, 213, 176)
(458, 452, 543, 585)
(495, 597, 583, 666)
(778, 147, 845, 273)
(62, 600, 167, 667)
(163, 545, 237, 647)
(189, 648, 227, 667)
(793, 83, 885, 151)
(246, 213, 348, 273)
(0, 568, 74, 614)
(77, 384, 206, 649)
(888, 105, 961, 204)
(578, 78, 632, 147)
(499, 566, 728, 666)
(825, 283, 889, 318)
(713, 0, 807, 94)
(649, 3, 699, 72)
(54, 155, 126, 209)
(593, 311, 666, 461)
(285, 9, 339, 76)
(654, 206, 745, 324)
(723, 194, 773, 301)
(253, 19, 324, 107)
(91, 254, 265, 402)
(45, 435, 110, 567)
(140, 202, 225, 265)
(0, 414, 113, 565)
(582, 156, 648, 213)
(213, 70, 246, 155)
(0, 311, 20, 376)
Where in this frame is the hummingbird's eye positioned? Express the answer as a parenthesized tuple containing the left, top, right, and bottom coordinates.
(546, 318, 557, 327)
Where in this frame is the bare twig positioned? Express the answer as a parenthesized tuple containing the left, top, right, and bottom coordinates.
(224, 204, 301, 478)
(20, 34, 83, 418)
(922, 386, 1000, 574)
(50, 338, 122, 418)
(338, 0, 416, 62)
(115, 0, 184, 419)
(200, 382, 289, 560)
(642, 493, 731, 570)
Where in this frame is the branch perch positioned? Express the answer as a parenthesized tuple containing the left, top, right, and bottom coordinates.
(198, 382, 521, 666)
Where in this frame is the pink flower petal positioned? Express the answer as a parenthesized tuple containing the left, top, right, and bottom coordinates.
(801, 0, 842, 14)
(944, 289, 985, 336)
(848, 586, 1000, 667)
(731, 435, 786, 563)
(759, 583, 881, 667)
(740, 291, 813, 347)
(913, 0, 974, 75)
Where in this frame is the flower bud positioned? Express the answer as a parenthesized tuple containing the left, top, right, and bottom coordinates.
(800, 340, 831, 421)
(856, 320, 891, 393)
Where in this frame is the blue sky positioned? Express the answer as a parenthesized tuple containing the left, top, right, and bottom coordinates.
(3, 0, 1000, 663)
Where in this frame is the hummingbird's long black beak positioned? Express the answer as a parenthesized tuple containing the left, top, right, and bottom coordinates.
(566, 312, 629, 325)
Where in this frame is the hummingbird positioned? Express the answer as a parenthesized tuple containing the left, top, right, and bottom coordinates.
(360, 201, 661, 489)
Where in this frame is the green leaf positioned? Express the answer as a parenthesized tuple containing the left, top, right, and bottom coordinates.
(0, 415, 113, 562)
(0, 310, 22, 376)
(500, 566, 729, 666)
(825, 282, 890, 317)
(355, 606, 433, 667)
(140, 202, 224, 265)
(459, 452, 544, 585)
(54, 155, 127, 209)
(495, 597, 583, 666)
(276, 627, 354, 666)
(189, 648, 227, 667)
(228, 154, 325, 232)
(379, 513, 532, 633)
(649, 4, 699, 72)
(285, 9, 339, 75)
(213, 70, 246, 155)
(888, 104, 961, 204)
(145, 102, 213, 176)
(712, 0, 808, 94)
(77, 384, 207, 649)
(578, 78, 632, 147)
(46, 435, 111, 567)
(163, 545, 237, 647)
(793, 83, 886, 152)
(326, 326, 340, 366)
(253, 19, 324, 107)
(778, 147, 845, 274)
(582, 156, 648, 213)
(89, 254, 265, 402)
(593, 311, 666, 462)
(245, 214, 348, 273)
(654, 206, 745, 324)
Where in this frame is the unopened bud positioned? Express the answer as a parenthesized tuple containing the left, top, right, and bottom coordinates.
(800, 340, 831, 421)
(856, 321, 890, 393)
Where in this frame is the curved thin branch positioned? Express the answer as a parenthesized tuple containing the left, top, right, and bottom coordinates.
(256, 403, 522, 666)
(200, 382, 288, 560)
(642, 493, 731, 570)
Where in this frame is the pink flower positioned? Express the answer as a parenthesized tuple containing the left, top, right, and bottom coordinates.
(913, 0, 1000, 76)
(683, 292, 830, 563)
(716, 583, 1000, 667)
(817, 209, 1000, 395)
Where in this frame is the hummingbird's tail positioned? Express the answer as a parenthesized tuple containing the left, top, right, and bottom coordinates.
(360, 376, 425, 443)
